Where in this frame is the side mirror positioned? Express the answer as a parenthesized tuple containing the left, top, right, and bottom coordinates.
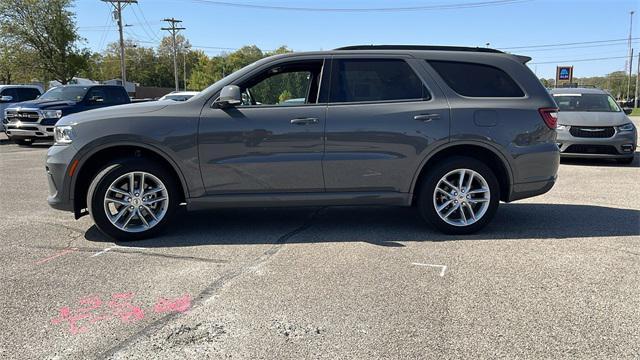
(213, 85, 241, 108)
(0, 95, 13, 103)
(623, 108, 633, 115)
(89, 96, 104, 104)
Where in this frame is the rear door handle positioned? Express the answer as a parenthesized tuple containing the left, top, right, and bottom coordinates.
(414, 114, 441, 122)
(290, 117, 319, 125)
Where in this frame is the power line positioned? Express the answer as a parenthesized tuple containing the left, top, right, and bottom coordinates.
(186, 0, 531, 12)
(133, 4, 161, 41)
(500, 37, 640, 50)
(529, 55, 630, 65)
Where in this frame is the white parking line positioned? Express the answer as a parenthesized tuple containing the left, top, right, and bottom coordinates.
(412, 262, 447, 277)
(91, 245, 147, 257)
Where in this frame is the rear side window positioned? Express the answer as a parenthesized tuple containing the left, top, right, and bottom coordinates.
(0, 88, 18, 99)
(330, 59, 430, 103)
(16, 88, 41, 101)
(429, 61, 524, 97)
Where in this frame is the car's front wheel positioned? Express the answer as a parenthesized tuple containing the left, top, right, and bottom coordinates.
(87, 159, 179, 241)
(418, 156, 500, 235)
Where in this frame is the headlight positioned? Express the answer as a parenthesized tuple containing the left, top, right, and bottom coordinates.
(617, 123, 635, 132)
(40, 110, 62, 119)
(54, 125, 76, 144)
(556, 124, 570, 130)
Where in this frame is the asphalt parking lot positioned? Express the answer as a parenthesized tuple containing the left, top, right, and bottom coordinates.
(0, 121, 639, 359)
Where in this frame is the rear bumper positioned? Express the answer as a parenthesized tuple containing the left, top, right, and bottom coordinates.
(508, 176, 556, 202)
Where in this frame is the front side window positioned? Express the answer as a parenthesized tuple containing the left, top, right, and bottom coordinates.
(429, 60, 524, 97)
(239, 60, 323, 106)
(330, 59, 429, 103)
(553, 93, 621, 112)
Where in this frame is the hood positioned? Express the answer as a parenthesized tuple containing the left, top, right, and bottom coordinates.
(556, 111, 630, 127)
(9, 99, 76, 110)
(57, 101, 169, 126)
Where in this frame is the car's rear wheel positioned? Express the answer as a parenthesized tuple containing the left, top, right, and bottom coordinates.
(418, 156, 500, 235)
(87, 159, 179, 241)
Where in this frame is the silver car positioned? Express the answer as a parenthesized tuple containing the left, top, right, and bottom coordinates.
(551, 88, 637, 164)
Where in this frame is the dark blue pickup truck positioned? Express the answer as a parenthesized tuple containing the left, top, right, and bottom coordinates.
(3, 85, 130, 145)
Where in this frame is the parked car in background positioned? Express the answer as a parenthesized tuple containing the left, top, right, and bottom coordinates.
(158, 91, 199, 102)
(4, 85, 130, 145)
(0, 85, 43, 132)
(46, 45, 559, 240)
(551, 88, 637, 164)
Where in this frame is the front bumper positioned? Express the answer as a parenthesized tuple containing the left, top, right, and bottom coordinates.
(46, 144, 78, 212)
(557, 127, 637, 159)
(5, 122, 55, 139)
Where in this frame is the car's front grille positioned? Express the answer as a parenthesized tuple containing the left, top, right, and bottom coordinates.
(569, 126, 615, 138)
(564, 144, 619, 155)
(5, 110, 40, 123)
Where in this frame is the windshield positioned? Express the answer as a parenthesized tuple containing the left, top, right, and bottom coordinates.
(40, 86, 89, 102)
(162, 94, 194, 101)
(553, 93, 621, 112)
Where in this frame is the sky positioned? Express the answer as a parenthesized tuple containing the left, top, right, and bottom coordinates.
(74, 0, 639, 79)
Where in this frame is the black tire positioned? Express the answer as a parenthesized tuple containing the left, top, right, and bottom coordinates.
(615, 156, 634, 165)
(87, 158, 179, 241)
(417, 156, 500, 235)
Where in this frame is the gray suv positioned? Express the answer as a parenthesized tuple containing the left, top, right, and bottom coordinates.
(46, 45, 560, 240)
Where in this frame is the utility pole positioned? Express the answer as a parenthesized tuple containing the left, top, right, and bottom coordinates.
(161, 18, 185, 91)
(635, 53, 639, 108)
(183, 45, 190, 91)
(626, 11, 634, 101)
(101, 0, 137, 85)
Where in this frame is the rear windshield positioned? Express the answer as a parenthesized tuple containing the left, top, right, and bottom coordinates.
(552, 93, 621, 112)
(428, 60, 524, 97)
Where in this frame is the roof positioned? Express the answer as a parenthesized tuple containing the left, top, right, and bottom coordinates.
(0, 84, 42, 89)
(335, 45, 503, 54)
(549, 87, 609, 95)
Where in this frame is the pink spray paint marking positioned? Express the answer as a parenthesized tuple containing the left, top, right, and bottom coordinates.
(154, 294, 192, 314)
(35, 248, 77, 265)
(51, 292, 192, 335)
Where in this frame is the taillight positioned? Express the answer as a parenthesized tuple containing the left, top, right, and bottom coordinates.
(538, 107, 558, 129)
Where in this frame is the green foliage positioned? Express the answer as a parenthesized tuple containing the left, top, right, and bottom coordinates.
(278, 90, 292, 103)
(0, 0, 89, 84)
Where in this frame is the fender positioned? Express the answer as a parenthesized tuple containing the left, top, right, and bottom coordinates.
(408, 139, 515, 196)
(68, 136, 192, 205)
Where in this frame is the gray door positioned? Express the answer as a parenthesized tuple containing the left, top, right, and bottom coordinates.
(198, 59, 327, 194)
(323, 57, 450, 193)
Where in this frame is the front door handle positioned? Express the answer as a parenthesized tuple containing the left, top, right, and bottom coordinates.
(290, 117, 319, 125)
(414, 114, 441, 122)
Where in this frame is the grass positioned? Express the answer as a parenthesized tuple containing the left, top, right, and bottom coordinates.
(630, 108, 640, 116)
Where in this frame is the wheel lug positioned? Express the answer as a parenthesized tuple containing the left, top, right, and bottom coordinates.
(130, 206, 134, 209)
(466, 195, 471, 199)
(138, 206, 143, 210)
(135, 193, 139, 197)
(454, 200, 458, 204)
(453, 192, 458, 196)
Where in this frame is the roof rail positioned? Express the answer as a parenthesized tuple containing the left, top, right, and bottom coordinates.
(334, 45, 504, 54)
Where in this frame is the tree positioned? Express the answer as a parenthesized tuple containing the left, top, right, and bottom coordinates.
(0, 0, 89, 84)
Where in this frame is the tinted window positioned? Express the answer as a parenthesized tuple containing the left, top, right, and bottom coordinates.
(40, 87, 89, 102)
(0, 88, 18, 99)
(106, 87, 129, 104)
(87, 88, 107, 103)
(330, 59, 429, 103)
(429, 61, 524, 97)
(16, 88, 41, 101)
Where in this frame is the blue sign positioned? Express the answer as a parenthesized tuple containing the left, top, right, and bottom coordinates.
(557, 66, 572, 81)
